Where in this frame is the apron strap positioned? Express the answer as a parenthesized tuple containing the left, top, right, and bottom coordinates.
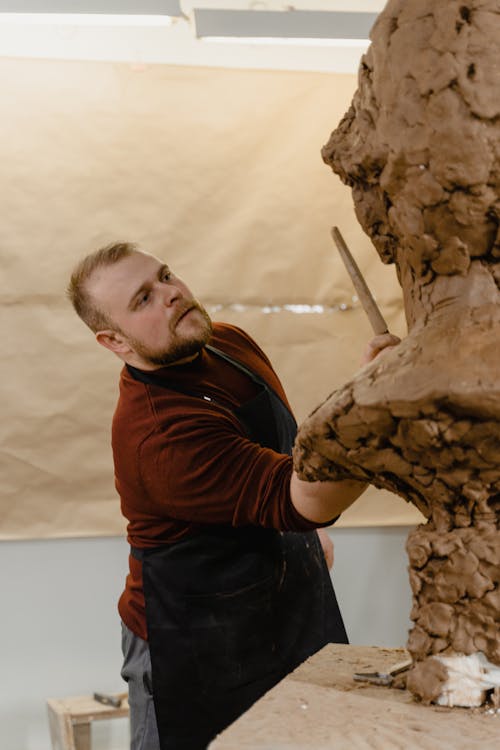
(126, 344, 298, 454)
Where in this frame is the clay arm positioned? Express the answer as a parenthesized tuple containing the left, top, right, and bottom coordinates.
(290, 332, 401, 524)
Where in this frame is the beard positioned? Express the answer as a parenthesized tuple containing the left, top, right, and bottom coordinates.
(127, 300, 213, 367)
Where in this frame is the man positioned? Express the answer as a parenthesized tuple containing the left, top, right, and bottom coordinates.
(68, 242, 399, 750)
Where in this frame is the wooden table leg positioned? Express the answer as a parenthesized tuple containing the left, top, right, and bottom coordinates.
(47, 701, 77, 750)
(47, 694, 129, 750)
(73, 722, 91, 750)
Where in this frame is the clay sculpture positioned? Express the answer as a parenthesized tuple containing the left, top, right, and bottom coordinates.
(293, 0, 500, 705)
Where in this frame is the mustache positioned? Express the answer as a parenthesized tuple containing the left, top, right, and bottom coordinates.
(173, 299, 203, 327)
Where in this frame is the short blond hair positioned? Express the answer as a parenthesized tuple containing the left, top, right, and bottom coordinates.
(67, 241, 138, 332)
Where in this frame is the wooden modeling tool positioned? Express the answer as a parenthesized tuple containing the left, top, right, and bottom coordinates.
(331, 226, 389, 336)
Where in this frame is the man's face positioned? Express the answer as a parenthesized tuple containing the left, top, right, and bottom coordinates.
(88, 251, 212, 368)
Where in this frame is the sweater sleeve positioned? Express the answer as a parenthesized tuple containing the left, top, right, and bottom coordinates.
(137, 396, 321, 533)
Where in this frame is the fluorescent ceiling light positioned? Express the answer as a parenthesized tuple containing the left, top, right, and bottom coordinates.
(0, 0, 182, 12)
(194, 9, 376, 40)
(203, 37, 369, 48)
(0, 13, 173, 26)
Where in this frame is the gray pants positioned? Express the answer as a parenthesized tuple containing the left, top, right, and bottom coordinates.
(121, 622, 161, 750)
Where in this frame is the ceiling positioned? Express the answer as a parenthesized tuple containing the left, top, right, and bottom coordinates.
(0, 1, 388, 72)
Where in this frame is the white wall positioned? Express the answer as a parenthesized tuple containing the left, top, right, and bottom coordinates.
(1, 537, 128, 750)
(331, 526, 413, 646)
(0, 526, 414, 750)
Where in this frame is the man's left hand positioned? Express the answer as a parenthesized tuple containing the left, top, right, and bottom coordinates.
(316, 528, 334, 570)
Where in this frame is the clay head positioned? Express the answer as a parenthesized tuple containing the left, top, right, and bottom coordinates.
(322, 0, 500, 285)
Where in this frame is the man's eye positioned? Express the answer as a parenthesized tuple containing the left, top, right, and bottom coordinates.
(137, 292, 150, 306)
(161, 270, 171, 282)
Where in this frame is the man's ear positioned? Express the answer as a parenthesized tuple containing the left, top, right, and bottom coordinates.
(95, 329, 131, 355)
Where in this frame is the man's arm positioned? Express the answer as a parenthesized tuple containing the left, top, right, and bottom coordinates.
(290, 332, 400, 524)
(290, 472, 366, 524)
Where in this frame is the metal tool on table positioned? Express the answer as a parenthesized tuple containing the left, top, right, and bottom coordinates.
(331, 226, 389, 336)
(353, 658, 413, 686)
(93, 691, 128, 708)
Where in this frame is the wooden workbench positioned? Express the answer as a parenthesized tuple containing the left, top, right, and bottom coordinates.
(209, 644, 499, 750)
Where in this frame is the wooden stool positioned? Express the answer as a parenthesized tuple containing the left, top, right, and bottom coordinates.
(47, 694, 129, 750)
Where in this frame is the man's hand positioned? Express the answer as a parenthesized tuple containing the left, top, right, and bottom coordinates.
(290, 472, 366, 525)
(316, 528, 334, 570)
(361, 332, 401, 365)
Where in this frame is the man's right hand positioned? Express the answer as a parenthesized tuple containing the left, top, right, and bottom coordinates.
(361, 332, 401, 365)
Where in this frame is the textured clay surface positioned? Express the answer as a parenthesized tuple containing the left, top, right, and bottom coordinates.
(294, 0, 500, 702)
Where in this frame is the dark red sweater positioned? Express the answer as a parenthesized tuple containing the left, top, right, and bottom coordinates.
(114, 323, 320, 639)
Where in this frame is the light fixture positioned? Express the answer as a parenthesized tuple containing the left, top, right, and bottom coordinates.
(193, 9, 377, 41)
(0, 2, 183, 27)
(0, 14, 174, 26)
(0, 1, 183, 14)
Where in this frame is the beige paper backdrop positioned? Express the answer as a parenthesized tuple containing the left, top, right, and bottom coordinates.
(0, 57, 423, 539)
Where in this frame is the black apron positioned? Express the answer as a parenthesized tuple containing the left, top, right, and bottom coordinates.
(127, 346, 347, 750)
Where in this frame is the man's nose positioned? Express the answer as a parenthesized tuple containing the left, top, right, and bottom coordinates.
(158, 281, 181, 306)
